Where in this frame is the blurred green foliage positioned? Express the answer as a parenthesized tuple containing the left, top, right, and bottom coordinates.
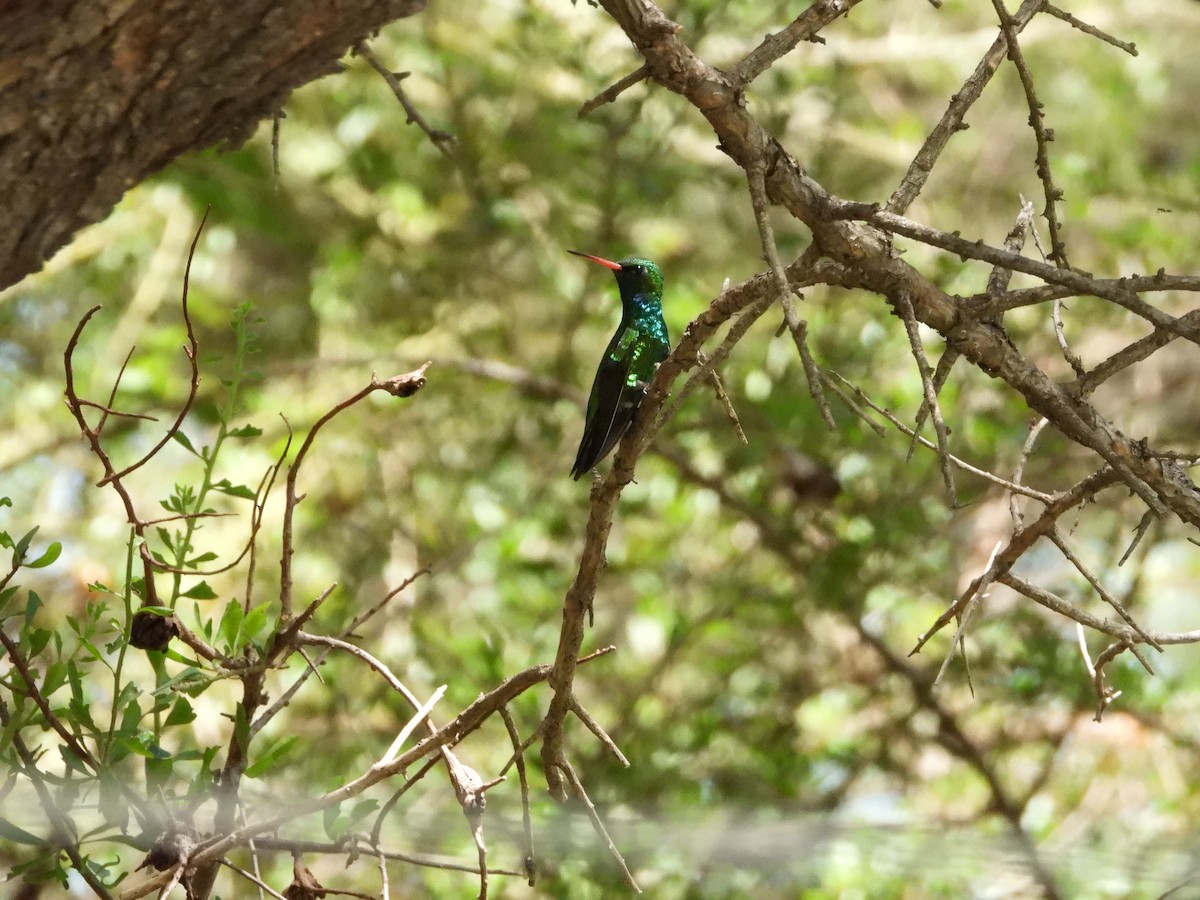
(4, 1, 1200, 897)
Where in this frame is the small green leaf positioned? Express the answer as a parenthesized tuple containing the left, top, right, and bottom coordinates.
(182, 581, 218, 600)
(343, 799, 379, 832)
(245, 735, 300, 778)
(171, 431, 201, 457)
(186, 552, 219, 566)
(12, 526, 38, 565)
(164, 648, 199, 667)
(116, 733, 159, 758)
(118, 695, 142, 736)
(227, 424, 263, 439)
(146, 754, 173, 790)
(59, 743, 90, 774)
(25, 541, 61, 570)
(23, 590, 42, 629)
(0, 817, 47, 847)
(41, 661, 68, 698)
(165, 697, 196, 727)
(322, 803, 343, 840)
(0, 585, 18, 617)
(218, 600, 244, 650)
(211, 479, 256, 500)
(27, 627, 50, 656)
(241, 602, 272, 647)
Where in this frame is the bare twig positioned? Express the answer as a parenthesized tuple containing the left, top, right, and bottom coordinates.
(499, 707, 536, 886)
(562, 759, 641, 893)
(888, 0, 1045, 213)
(654, 294, 771, 435)
(911, 468, 1121, 655)
(280, 365, 430, 621)
(97, 209, 207, 487)
(825, 374, 1050, 500)
(1044, 4, 1137, 56)
(1047, 530, 1161, 653)
(356, 44, 455, 155)
(727, 0, 863, 87)
(1009, 417, 1049, 527)
(700, 355, 748, 444)
(745, 162, 835, 429)
(570, 698, 630, 768)
(578, 64, 650, 117)
(1051, 298, 1086, 377)
(895, 293, 957, 503)
(990, 0, 1069, 268)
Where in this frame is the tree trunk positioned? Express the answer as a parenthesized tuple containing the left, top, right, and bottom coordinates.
(0, 0, 426, 291)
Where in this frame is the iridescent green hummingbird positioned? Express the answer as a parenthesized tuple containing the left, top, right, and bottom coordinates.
(568, 250, 670, 480)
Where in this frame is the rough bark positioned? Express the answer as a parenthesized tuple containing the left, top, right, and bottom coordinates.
(0, 0, 426, 291)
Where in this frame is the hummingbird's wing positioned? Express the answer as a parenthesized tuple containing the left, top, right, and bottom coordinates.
(571, 328, 643, 480)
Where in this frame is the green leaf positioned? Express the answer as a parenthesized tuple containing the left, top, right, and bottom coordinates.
(228, 424, 263, 438)
(0, 816, 47, 847)
(342, 799, 379, 832)
(23, 591, 42, 628)
(25, 541, 62, 570)
(146, 754, 173, 790)
(118, 693, 142, 736)
(165, 697, 196, 727)
(41, 661, 68, 698)
(0, 585, 17, 617)
(27, 627, 51, 656)
(171, 431, 201, 457)
(233, 705, 250, 753)
(163, 648, 200, 667)
(99, 774, 129, 832)
(12, 526, 38, 566)
(67, 661, 84, 705)
(155, 528, 175, 553)
(182, 581, 218, 600)
(0, 706, 22, 750)
(244, 734, 300, 778)
(211, 479, 256, 500)
(241, 602, 273, 647)
(59, 743, 90, 774)
(322, 803, 343, 840)
(218, 600, 244, 650)
(186, 552, 219, 566)
(157, 666, 211, 697)
(116, 732, 166, 759)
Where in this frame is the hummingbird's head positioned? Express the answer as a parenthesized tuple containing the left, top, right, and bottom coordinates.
(614, 257, 664, 299)
(568, 251, 664, 299)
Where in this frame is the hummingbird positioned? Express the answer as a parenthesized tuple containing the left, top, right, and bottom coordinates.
(568, 250, 670, 480)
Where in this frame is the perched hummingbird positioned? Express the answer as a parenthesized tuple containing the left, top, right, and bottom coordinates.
(568, 250, 670, 480)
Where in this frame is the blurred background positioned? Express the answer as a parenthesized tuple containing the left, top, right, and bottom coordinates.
(5, 1, 1200, 896)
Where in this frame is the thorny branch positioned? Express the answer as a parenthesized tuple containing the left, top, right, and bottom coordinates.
(356, 43, 455, 156)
